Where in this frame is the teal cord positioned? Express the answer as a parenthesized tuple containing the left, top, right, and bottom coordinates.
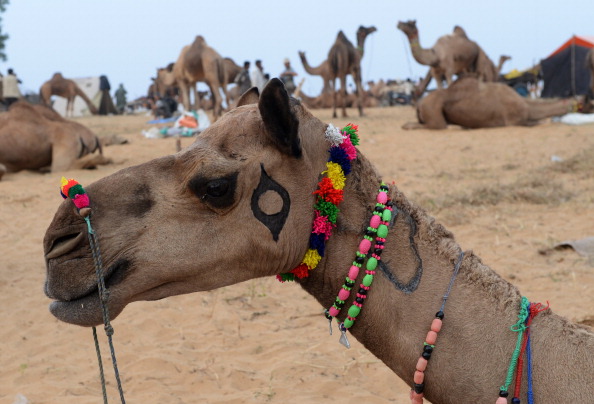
(500, 296, 530, 392)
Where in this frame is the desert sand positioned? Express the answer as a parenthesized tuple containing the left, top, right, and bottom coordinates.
(1, 105, 593, 404)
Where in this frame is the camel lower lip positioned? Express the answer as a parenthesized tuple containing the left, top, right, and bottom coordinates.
(49, 291, 105, 327)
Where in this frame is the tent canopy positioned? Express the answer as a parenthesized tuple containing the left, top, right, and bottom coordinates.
(541, 35, 594, 98)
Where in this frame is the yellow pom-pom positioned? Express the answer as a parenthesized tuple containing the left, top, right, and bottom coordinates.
(60, 176, 69, 187)
(324, 162, 346, 190)
(302, 248, 322, 269)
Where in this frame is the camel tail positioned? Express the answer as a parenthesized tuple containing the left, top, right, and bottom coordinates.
(75, 86, 98, 115)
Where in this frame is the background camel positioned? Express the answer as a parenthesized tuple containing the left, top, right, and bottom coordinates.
(403, 75, 576, 129)
(43, 79, 593, 403)
(40, 72, 98, 117)
(223, 57, 245, 106)
(326, 25, 377, 118)
(157, 36, 229, 120)
(398, 20, 479, 93)
(298, 51, 333, 94)
(0, 101, 110, 176)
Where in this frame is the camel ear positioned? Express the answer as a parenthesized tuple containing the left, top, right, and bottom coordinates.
(236, 87, 260, 107)
(258, 78, 302, 158)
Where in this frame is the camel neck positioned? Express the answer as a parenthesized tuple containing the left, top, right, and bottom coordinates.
(298, 153, 594, 403)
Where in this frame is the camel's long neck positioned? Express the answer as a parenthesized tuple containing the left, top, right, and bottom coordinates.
(300, 55, 326, 77)
(298, 152, 594, 403)
(356, 35, 369, 58)
(405, 32, 439, 66)
(527, 98, 575, 121)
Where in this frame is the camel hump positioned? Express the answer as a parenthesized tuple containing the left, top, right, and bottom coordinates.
(52, 72, 64, 79)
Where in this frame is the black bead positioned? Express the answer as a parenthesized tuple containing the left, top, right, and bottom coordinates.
(324, 310, 332, 320)
(511, 398, 521, 404)
(435, 310, 445, 320)
(386, 201, 394, 207)
(375, 240, 384, 246)
(423, 345, 433, 354)
(380, 185, 388, 191)
(374, 248, 383, 256)
(421, 351, 432, 360)
(365, 229, 375, 237)
(358, 288, 367, 295)
(499, 390, 509, 398)
(413, 383, 424, 394)
(355, 297, 364, 304)
(374, 206, 383, 212)
(335, 301, 345, 309)
(355, 256, 365, 264)
(345, 280, 355, 288)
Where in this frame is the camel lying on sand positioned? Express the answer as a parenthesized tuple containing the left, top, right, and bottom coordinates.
(44, 79, 593, 403)
(403, 76, 577, 130)
(40, 73, 98, 117)
(0, 102, 111, 177)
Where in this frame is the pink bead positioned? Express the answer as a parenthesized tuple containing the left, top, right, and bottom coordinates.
(426, 331, 438, 345)
(358, 238, 371, 254)
(431, 318, 442, 333)
(413, 370, 424, 384)
(376, 191, 388, 204)
(416, 357, 428, 371)
(410, 390, 424, 404)
(338, 288, 350, 301)
(496, 398, 507, 404)
(348, 265, 360, 279)
(328, 307, 339, 317)
(369, 215, 381, 228)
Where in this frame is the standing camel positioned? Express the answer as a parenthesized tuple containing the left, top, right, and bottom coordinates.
(327, 25, 377, 118)
(158, 36, 229, 120)
(44, 79, 593, 403)
(40, 73, 98, 117)
(298, 51, 333, 93)
(403, 75, 576, 130)
(397, 20, 479, 91)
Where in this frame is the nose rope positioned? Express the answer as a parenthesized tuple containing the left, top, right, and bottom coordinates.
(60, 177, 126, 404)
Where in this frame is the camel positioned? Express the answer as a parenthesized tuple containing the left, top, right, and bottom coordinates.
(40, 73, 99, 117)
(157, 36, 229, 120)
(222, 57, 245, 106)
(326, 25, 377, 118)
(403, 75, 576, 130)
(43, 79, 593, 403)
(298, 51, 333, 94)
(398, 20, 479, 92)
(0, 101, 111, 176)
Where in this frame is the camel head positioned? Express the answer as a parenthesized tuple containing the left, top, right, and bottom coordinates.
(396, 20, 418, 38)
(43, 79, 331, 327)
(356, 25, 377, 42)
(298, 51, 306, 60)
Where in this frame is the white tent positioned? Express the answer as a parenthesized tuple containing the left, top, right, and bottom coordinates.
(51, 76, 101, 117)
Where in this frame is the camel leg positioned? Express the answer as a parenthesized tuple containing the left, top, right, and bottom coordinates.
(207, 84, 220, 122)
(178, 81, 191, 111)
(332, 79, 338, 119)
(340, 76, 348, 118)
(191, 83, 200, 111)
(353, 71, 364, 117)
(70, 153, 113, 170)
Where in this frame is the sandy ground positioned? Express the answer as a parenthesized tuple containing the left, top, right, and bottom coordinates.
(1, 106, 593, 404)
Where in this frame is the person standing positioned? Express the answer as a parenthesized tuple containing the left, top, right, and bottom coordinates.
(2, 68, 22, 108)
(250, 60, 267, 93)
(279, 58, 298, 95)
(114, 83, 128, 114)
(234, 61, 252, 95)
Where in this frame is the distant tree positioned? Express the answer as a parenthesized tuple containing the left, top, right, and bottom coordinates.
(0, 0, 9, 62)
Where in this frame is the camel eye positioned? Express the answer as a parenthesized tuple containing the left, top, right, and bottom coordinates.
(188, 172, 238, 209)
(206, 179, 229, 197)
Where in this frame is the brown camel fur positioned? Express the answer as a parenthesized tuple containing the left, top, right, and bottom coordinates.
(398, 21, 479, 92)
(223, 57, 245, 106)
(40, 73, 99, 117)
(43, 79, 593, 403)
(157, 36, 229, 120)
(0, 101, 111, 176)
(327, 25, 377, 118)
(403, 76, 576, 130)
(298, 51, 333, 94)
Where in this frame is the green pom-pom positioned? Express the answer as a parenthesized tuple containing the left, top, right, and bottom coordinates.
(315, 200, 339, 223)
(68, 184, 85, 199)
(342, 125, 359, 146)
(278, 273, 295, 282)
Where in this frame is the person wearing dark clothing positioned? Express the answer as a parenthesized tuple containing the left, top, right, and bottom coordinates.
(114, 83, 127, 114)
(280, 58, 298, 95)
(98, 75, 118, 115)
(234, 61, 252, 95)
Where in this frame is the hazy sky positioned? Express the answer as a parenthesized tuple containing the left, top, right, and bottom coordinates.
(2, 0, 592, 100)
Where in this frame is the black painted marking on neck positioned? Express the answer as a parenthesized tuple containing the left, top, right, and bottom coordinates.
(251, 164, 290, 242)
(379, 208, 424, 294)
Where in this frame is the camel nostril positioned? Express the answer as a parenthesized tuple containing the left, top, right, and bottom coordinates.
(46, 232, 86, 259)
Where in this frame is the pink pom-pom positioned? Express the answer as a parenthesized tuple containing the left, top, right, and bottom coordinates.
(496, 397, 507, 404)
(431, 318, 443, 333)
(358, 238, 371, 254)
(338, 288, 350, 301)
(376, 191, 388, 204)
(328, 307, 340, 317)
(72, 194, 90, 209)
(348, 265, 360, 279)
(416, 357, 428, 371)
(369, 215, 381, 228)
(426, 330, 438, 345)
(413, 370, 425, 384)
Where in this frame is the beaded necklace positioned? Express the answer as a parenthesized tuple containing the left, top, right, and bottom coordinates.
(324, 183, 393, 347)
(277, 123, 359, 282)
